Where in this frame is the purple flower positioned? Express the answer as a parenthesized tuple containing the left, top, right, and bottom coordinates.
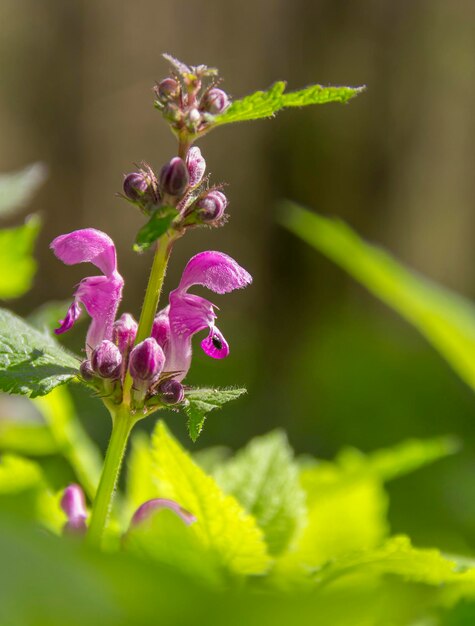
(131, 498, 196, 527)
(156, 251, 252, 380)
(51, 229, 124, 357)
(60, 484, 88, 535)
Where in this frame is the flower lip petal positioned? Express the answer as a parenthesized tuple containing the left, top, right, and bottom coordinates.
(55, 302, 82, 335)
(178, 251, 252, 294)
(51, 228, 118, 276)
(201, 326, 229, 359)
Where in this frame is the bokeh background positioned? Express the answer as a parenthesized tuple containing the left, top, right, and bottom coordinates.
(1, 0, 475, 555)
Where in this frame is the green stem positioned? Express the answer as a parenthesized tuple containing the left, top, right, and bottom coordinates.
(122, 232, 174, 404)
(87, 405, 134, 548)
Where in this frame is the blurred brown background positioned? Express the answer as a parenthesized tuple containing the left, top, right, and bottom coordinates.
(1, 0, 475, 552)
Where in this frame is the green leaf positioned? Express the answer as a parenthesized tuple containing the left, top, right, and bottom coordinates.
(183, 387, 246, 442)
(316, 535, 462, 588)
(149, 421, 271, 576)
(0, 215, 40, 299)
(124, 508, 223, 586)
(0, 162, 46, 217)
(280, 202, 475, 393)
(213, 430, 306, 555)
(214, 82, 364, 125)
(0, 420, 59, 456)
(0, 308, 79, 397)
(336, 436, 459, 483)
(33, 386, 102, 498)
(134, 207, 178, 252)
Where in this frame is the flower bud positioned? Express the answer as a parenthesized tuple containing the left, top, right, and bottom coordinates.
(196, 190, 227, 222)
(158, 379, 184, 405)
(91, 340, 122, 379)
(130, 498, 196, 528)
(79, 359, 95, 382)
(151, 310, 170, 349)
(113, 313, 138, 355)
(129, 338, 165, 386)
(186, 147, 206, 188)
(123, 172, 148, 201)
(123, 168, 159, 205)
(61, 484, 87, 535)
(201, 88, 230, 115)
(159, 157, 189, 197)
(156, 78, 180, 102)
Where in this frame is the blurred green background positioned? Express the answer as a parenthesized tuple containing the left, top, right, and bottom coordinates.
(0, 0, 474, 556)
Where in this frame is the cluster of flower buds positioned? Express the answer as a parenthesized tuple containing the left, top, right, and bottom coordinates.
(153, 55, 230, 138)
(79, 312, 185, 412)
(123, 148, 228, 231)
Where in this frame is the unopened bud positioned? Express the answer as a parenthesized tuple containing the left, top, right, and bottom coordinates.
(196, 190, 227, 222)
(186, 147, 206, 188)
(123, 168, 159, 205)
(91, 340, 122, 379)
(79, 359, 95, 382)
(151, 310, 170, 349)
(123, 172, 148, 201)
(159, 379, 184, 405)
(129, 338, 165, 387)
(201, 88, 230, 115)
(159, 157, 189, 197)
(113, 313, 138, 355)
(61, 484, 87, 535)
(157, 78, 180, 102)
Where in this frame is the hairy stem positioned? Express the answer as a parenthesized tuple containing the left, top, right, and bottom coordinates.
(122, 232, 174, 404)
(87, 405, 134, 548)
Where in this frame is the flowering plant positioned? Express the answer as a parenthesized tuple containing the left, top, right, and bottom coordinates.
(2, 56, 475, 626)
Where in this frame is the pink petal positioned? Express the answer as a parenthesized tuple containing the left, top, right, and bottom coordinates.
(131, 498, 196, 527)
(60, 484, 87, 535)
(51, 228, 118, 276)
(178, 251, 252, 294)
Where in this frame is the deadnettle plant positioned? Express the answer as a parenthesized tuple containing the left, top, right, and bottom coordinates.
(41, 54, 362, 545)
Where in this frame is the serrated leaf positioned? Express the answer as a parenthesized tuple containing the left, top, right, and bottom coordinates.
(281, 202, 475, 393)
(213, 430, 306, 555)
(125, 508, 223, 586)
(184, 387, 246, 442)
(214, 82, 364, 125)
(316, 535, 462, 588)
(0, 163, 47, 217)
(134, 207, 178, 252)
(149, 421, 271, 576)
(0, 215, 41, 299)
(0, 308, 79, 397)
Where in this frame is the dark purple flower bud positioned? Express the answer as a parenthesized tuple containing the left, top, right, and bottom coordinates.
(79, 359, 95, 382)
(113, 313, 138, 355)
(159, 379, 185, 405)
(157, 78, 180, 101)
(186, 147, 206, 188)
(159, 157, 189, 197)
(91, 340, 122, 379)
(129, 338, 165, 386)
(131, 498, 196, 527)
(201, 88, 230, 115)
(196, 190, 227, 222)
(61, 484, 87, 535)
(123, 172, 149, 201)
